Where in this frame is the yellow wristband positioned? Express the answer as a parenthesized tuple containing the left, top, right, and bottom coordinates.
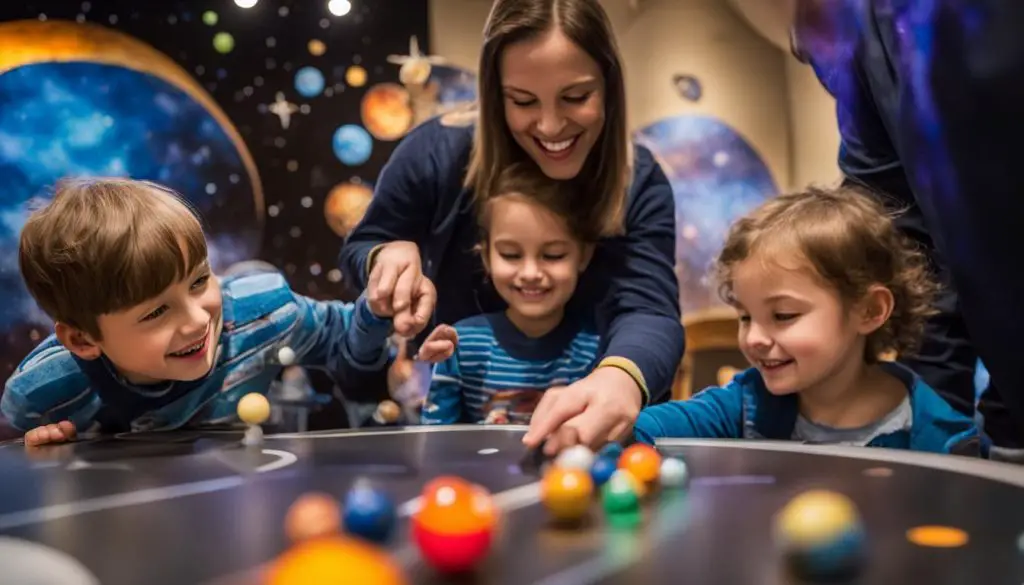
(597, 356, 650, 406)
(366, 243, 387, 278)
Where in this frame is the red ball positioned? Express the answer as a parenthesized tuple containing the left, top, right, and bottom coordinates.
(411, 521, 493, 573)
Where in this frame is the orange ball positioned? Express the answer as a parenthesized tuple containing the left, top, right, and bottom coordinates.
(415, 476, 497, 535)
(285, 492, 341, 543)
(266, 535, 407, 585)
(541, 466, 594, 521)
(619, 443, 662, 484)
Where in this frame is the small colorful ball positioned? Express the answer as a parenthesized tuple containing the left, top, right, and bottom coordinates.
(285, 492, 341, 543)
(598, 442, 624, 459)
(267, 534, 407, 585)
(554, 445, 595, 471)
(589, 455, 618, 487)
(541, 466, 594, 522)
(601, 470, 641, 515)
(374, 400, 401, 424)
(344, 479, 397, 543)
(618, 443, 662, 484)
(412, 477, 498, 573)
(278, 346, 297, 366)
(237, 392, 271, 425)
(773, 490, 865, 579)
(659, 457, 689, 488)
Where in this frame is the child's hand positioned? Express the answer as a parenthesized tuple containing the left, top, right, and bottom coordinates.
(415, 325, 458, 363)
(24, 421, 76, 447)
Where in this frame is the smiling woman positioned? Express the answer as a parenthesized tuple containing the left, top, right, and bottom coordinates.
(339, 0, 684, 456)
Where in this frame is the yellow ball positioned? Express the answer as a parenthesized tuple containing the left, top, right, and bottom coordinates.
(237, 393, 271, 425)
(774, 490, 860, 548)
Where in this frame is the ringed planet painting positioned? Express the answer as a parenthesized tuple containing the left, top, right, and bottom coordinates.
(633, 115, 778, 315)
(0, 20, 263, 370)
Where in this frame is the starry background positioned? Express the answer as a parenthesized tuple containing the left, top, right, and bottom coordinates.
(0, 0, 436, 385)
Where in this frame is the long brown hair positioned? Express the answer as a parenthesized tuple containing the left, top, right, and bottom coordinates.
(465, 0, 630, 237)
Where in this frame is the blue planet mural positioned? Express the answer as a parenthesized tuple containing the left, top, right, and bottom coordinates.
(332, 124, 374, 166)
(634, 116, 778, 315)
(427, 64, 477, 112)
(0, 20, 262, 375)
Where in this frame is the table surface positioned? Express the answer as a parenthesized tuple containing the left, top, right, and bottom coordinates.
(0, 426, 1022, 585)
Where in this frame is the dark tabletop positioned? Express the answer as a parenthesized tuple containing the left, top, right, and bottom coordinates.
(0, 427, 1022, 585)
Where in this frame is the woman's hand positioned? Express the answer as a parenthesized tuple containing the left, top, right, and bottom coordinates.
(367, 241, 436, 337)
(523, 367, 643, 455)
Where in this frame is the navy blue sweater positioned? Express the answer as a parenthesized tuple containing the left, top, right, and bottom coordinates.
(803, 3, 1024, 431)
(339, 116, 684, 402)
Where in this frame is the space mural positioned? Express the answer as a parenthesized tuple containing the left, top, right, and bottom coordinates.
(0, 0, 477, 384)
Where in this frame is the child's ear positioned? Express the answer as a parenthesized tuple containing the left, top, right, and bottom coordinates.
(55, 322, 103, 360)
(579, 243, 596, 272)
(856, 285, 894, 335)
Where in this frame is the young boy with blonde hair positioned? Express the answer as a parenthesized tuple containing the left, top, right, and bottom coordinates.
(633, 186, 980, 454)
(3, 178, 454, 446)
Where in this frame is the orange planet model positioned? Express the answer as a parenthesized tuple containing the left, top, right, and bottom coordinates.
(266, 535, 407, 585)
(619, 443, 663, 485)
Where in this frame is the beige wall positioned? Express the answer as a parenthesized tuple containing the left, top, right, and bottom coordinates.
(427, 0, 840, 191)
(785, 55, 841, 188)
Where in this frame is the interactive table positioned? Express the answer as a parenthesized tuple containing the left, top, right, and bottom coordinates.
(0, 426, 1022, 584)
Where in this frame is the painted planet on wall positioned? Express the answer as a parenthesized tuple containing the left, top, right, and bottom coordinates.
(324, 181, 374, 237)
(360, 82, 413, 141)
(0, 20, 263, 376)
(294, 66, 325, 98)
(633, 115, 778, 315)
(332, 124, 373, 166)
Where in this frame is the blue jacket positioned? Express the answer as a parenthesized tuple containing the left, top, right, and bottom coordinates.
(338, 115, 683, 404)
(634, 363, 980, 454)
(0, 267, 392, 434)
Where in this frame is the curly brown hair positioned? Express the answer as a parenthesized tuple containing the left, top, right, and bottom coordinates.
(714, 185, 939, 362)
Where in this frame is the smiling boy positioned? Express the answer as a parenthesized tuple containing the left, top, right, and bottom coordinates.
(2, 178, 453, 446)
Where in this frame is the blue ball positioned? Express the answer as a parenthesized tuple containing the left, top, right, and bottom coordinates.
(598, 442, 624, 459)
(342, 481, 396, 543)
(590, 455, 618, 487)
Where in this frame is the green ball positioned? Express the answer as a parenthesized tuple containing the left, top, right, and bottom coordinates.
(212, 32, 234, 54)
(601, 470, 640, 515)
(202, 11, 218, 26)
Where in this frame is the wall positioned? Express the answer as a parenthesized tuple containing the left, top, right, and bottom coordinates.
(785, 55, 841, 188)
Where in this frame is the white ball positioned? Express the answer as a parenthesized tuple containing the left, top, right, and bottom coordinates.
(277, 346, 296, 366)
(660, 457, 689, 488)
(554, 445, 595, 471)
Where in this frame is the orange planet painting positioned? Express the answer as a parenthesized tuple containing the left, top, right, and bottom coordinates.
(324, 181, 374, 237)
(361, 82, 414, 141)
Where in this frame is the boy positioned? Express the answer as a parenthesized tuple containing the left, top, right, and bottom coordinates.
(421, 163, 601, 425)
(632, 186, 980, 455)
(2, 178, 455, 446)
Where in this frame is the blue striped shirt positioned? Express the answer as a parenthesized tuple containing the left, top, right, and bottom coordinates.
(421, 313, 600, 425)
(0, 267, 392, 434)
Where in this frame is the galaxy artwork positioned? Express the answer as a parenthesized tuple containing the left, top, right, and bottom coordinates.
(0, 0, 438, 382)
(634, 116, 778, 315)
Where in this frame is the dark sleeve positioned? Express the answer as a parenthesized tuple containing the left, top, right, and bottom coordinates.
(594, 149, 685, 404)
(336, 122, 447, 290)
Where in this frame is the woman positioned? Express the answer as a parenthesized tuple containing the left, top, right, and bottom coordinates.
(339, 0, 684, 454)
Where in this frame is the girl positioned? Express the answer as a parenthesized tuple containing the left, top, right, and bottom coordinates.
(633, 186, 979, 454)
(421, 163, 600, 425)
(340, 0, 682, 454)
